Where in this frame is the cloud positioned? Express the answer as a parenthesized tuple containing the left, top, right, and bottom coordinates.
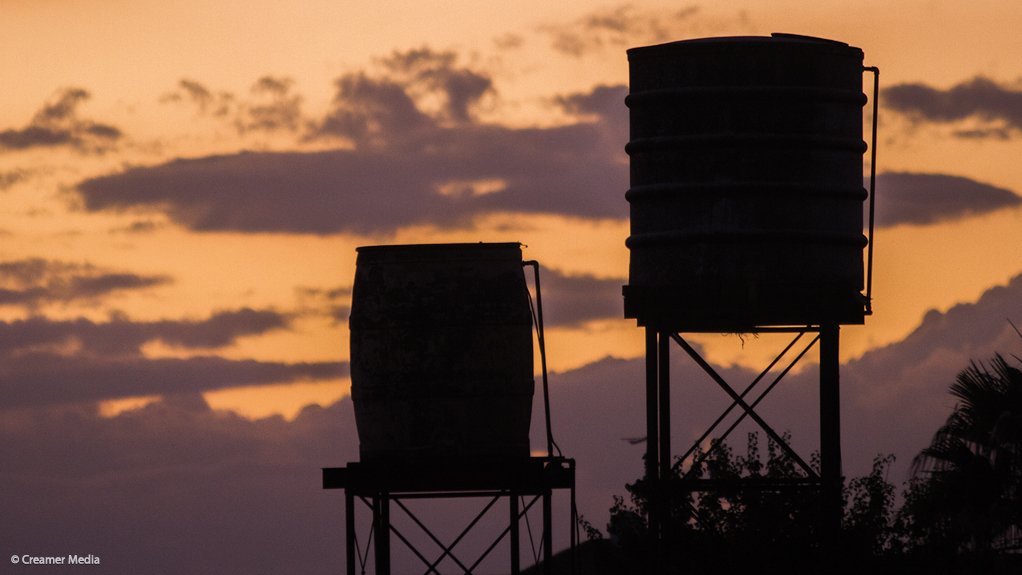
(1, 396, 356, 574)
(242, 76, 304, 133)
(837, 274, 1022, 479)
(377, 47, 494, 125)
(549, 273, 1022, 530)
(873, 172, 1022, 227)
(493, 32, 525, 50)
(0, 353, 345, 408)
(0, 168, 34, 191)
(0, 308, 346, 408)
(539, 268, 624, 328)
(4, 273, 1022, 569)
(295, 285, 351, 324)
(310, 47, 494, 145)
(542, 4, 698, 57)
(885, 77, 1022, 139)
(311, 71, 432, 145)
(77, 61, 626, 235)
(80, 57, 1015, 238)
(0, 258, 170, 308)
(160, 78, 235, 117)
(0, 308, 290, 356)
(555, 83, 628, 136)
(540, 4, 753, 57)
(0, 88, 122, 153)
(162, 76, 303, 135)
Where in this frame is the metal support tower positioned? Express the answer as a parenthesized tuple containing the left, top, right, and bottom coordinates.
(323, 457, 575, 575)
(643, 324, 843, 571)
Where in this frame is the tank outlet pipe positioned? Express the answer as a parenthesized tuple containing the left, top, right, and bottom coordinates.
(864, 65, 879, 316)
(523, 260, 556, 457)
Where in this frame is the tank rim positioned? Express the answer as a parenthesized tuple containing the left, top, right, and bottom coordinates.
(627, 33, 861, 57)
(356, 242, 523, 254)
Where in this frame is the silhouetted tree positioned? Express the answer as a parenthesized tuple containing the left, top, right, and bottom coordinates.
(604, 432, 897, 573)
(844, 454, 897, 556)
(899, 353, 1022, 554)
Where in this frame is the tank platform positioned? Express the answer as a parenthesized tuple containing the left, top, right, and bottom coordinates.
(323, 456, 576, 575)
(323, 456, 573, 494)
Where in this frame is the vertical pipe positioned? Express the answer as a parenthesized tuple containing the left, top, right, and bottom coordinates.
(820, 323, 843, 556)
(657, 331, 671, 548)
(570, 463, 577, 575)
(864, 66, 880, 315)
(345, 491, 356, 575)
(374, 494, 391, 575)
(510, 494, 521, 575)
(525, 261, 555, 456)
(644, 328, 660, 542)
(543, 490, 553, 575)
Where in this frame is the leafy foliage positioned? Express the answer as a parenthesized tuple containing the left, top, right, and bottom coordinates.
(602, 432, 896, 573)
(900, 353, 1022, 554)
(585, 342, 1022, 573)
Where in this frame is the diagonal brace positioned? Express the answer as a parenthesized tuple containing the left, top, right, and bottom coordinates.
(392, 493, 502, 574)
(675, 331, 807, 470)
(671, 333, 818, 479)
(679, 333, 820, 479)
(468, 495, 542, 574)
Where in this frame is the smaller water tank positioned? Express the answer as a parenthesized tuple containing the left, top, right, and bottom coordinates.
(349, 243, 534, 462)
(624, 34, 869, 330)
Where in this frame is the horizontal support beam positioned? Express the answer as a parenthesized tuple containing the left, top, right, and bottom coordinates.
(323, 457, 575, 494)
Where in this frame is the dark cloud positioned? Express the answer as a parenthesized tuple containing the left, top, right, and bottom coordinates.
(0, 352, 344, 408)
(79, 51, 625, 236)
(539, 268, 624, 328)
(0, 88, 122, 153)
(160, 78, 235, 117)
(0, 168, 34, 190)
(4, 274, 1022, 570)
(295, 285, 351, 324)
(543, 5, 692, 57)
(80, 56, 1014, 237)
(837, 274, 1022, 481)
(311, 47, 494, 145)
(885, 77, 1022, 139)
(550, 274, 1022, 530)
(1, 396, 356, 574)
(77, 67, 626, 234)
(0, 258, 170, 308)
(0, 308, 289, 356)
(162, 76, 303, 134)
(376, 47, 493, 125)
(113, 220, 162, 234)
(540, 5, 754, 57)
(0, 307, 347, 408)
(312, 71, 432, 145)
(493, 32, 525, 50)
(555, 83, 628, 136)
(873, 172, 1022, 227)
(240, 76, 303, 133)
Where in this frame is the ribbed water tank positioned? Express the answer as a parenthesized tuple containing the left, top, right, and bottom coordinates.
(349, 243, 534, 462)
(624, 34, 869, 330)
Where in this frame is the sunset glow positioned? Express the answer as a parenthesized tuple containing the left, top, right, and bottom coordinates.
(5, 1, 1022, 572)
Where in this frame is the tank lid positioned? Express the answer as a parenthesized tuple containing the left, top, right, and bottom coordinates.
(771, 32, 851, 45)
(627, 33, 861, 57)
(355, 242, 523, 261)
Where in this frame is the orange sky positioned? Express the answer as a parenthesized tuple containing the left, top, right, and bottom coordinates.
(3, 0, 1022, 420)
(8, 3, 1022, 572)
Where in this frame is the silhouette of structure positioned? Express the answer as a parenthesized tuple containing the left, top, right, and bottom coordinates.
(324, 243, 575, 575)
(623, 34, 879, 570)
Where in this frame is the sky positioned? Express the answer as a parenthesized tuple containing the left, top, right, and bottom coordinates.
(3, 1, 1022, 572)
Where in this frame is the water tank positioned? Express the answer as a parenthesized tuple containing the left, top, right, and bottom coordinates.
(349, 243, 534, 462)
(624, 34, 869, 330)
